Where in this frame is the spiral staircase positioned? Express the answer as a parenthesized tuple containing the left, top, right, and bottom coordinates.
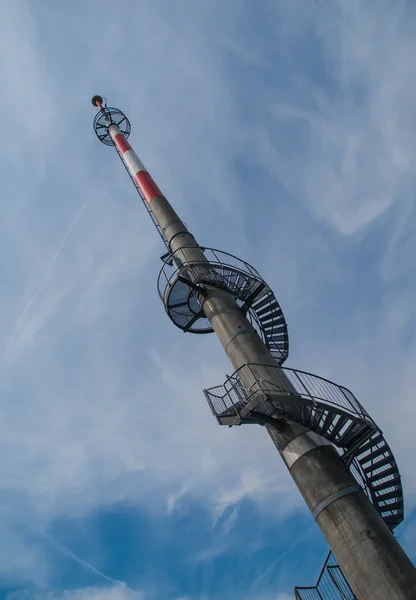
(158, 247, 404, 599)
(158, 247, 288, 363)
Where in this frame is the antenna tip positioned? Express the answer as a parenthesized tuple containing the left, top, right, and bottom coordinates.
(91, 95, 104, 107)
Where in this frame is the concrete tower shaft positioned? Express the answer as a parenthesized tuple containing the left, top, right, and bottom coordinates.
(92, 96, 416, 599)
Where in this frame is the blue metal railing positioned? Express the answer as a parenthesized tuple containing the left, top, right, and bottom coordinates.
(295, 553, 355, 599)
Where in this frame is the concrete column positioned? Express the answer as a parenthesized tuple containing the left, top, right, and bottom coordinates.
(145, 194, 416, 598)
(268, 421, 416, 598)
(201, 287, 416, 599)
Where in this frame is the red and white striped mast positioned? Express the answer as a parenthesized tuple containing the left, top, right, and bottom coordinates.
(91, 94, 172, 247)
(92, 96, 163, 204)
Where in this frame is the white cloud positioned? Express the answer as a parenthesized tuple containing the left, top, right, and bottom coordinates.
(0, 516, 51, 589)
(7, 586, 140, 600)
(256, 0, 416, 235)
(7, 588, 293, 600)
(0, 0, 415, 594)
(0, 0, 413, 516)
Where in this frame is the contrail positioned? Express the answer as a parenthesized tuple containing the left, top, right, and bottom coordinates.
(2, 197, 90, 360)
(250, 521, 316, 590)
(41, 531, 134, 591)
(0, 502, 138, 594)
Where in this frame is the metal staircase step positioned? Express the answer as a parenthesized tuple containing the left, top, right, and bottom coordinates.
(268, 347, 286, 357)
(368, 466, 397, 484)
(341, 426, 376, 466)
(362, 455, 392, 475)
(343, 425, 375, 450)
(327, 416, 349, 441)
(267, 335, 287, 344)
(264, 332, 286, 342)
(282, 403, 311, 428)
(221, 277, 252, 298)
(240, 283, 267, 312)
(268, 332, 287, 340)
(358, 444, 389, 464)
(357, 433, 384, 455)
(262, 320, 285, 332)
(318, 410, 337, 435)
(383, 514, 404, 526)
(267, 331, 286, 337)
(267, 343, 286, 351)
(268, 347, 286, 356)
(268, 350, 286, 358)
(261, 321, 286, 333)
(337, 421, 363, 446)
(383, 515, 403, 527)
(259, 310, 284, 322)
(371, 474, 401, 492)
(375, 489, 401, 502)
(250, 288, 268, 304)
(251, 294, 275, 311)
(256, 300, 280, 317)
(233, 281, 258, 299)
(380, 501, 403, 513)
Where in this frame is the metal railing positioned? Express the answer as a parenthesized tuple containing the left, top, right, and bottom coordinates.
(157, 246, 264, 304)
(157, 247, 289, 359)
(295, 553, 356, 599)
(204, 363, 371, 424)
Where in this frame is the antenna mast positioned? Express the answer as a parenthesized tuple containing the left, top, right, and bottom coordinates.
(92, 95, 168, 247)
(92, 95, 416, 599)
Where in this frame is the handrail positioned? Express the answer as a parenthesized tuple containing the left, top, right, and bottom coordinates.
(294, 552, 356, 599)
(327, 565, 353, 599)
(157, 246, 264, 302)
(204, 363, 373, 424)
(157, 248, 289, 365)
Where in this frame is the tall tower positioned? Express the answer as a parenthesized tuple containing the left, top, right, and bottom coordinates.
(91, 95, 416, 599)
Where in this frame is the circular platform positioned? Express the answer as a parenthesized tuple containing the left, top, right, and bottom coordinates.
(93, 107, 131, 145)
(157, 247, 289, 364)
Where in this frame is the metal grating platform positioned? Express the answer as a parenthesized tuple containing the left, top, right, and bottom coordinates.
(158, 247, 289, 364)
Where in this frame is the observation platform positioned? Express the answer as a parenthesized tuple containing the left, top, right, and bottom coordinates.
(204, 364, 403, 530)
(158, 247, 289, 365)
(93, 105, 131, 146)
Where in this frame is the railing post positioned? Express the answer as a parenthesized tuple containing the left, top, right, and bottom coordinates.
(291, 369, 317, 406)
(339, 386, 362, 415)
(327, 565, 356, 600)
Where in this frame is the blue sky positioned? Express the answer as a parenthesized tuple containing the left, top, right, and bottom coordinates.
(0, 0, 415, 598)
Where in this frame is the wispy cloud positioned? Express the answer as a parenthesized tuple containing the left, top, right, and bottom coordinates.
(6, 587, 140, 600)
(2, 196, 91, 360)
(0, 0, 415, 597)
(254, 1, 416, 236)
(40, 533, 129, 589)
